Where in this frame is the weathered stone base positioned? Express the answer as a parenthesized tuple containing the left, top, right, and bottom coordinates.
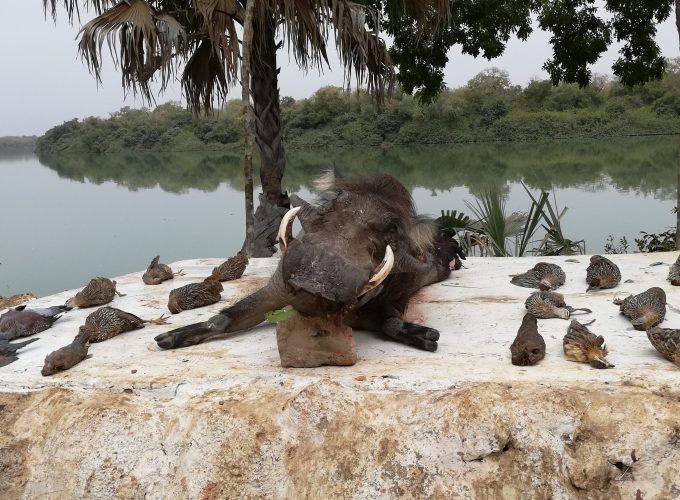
(275, 313, 357, 367)
(2, 382, 680, 499)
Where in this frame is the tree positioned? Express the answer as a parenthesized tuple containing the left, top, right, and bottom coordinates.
(43, 0, 415, 255)
(383, 0, 675, 103)
(676, 0, 680, 250)
(241, 0, 256, 257)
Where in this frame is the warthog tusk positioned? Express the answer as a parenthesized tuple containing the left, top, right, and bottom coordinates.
(278, 206, 301, 254)
(360, 244, 394, 296)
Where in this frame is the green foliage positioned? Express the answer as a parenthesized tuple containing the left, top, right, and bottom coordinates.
(0, 136, 38, 157)
(604, 235, 629, 254)
(464, 187, 527, 257)
(36, 103, 244, 156)
(635, 229, 676, 252)
(436, 210, 474, 240)
(379, 0, 673, 102)
(439, 185, 585, 257)
(37, 61, 680, 154)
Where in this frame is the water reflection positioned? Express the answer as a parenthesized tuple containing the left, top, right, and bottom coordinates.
(0, 137, 675, 297)
(37, 136, 677, 199)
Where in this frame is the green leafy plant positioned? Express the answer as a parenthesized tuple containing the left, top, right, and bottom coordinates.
(438, 184, 585, 257)
(635, 229, 676, 253)
(604, 235, 629, 254)
(464, 187, 527, 257)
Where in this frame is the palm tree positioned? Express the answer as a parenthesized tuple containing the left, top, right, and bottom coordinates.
(676, 0, 680, 250)
(43, 0, 440, 255)
(241, 0, 256, 257)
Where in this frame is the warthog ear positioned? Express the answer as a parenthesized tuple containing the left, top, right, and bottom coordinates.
(406, 215, 437, 256)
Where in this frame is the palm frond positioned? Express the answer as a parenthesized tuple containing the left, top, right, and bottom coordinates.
(518, 183, 550, 256)
(182, 39, 230, 113)
(271, 0, 395, 101)
(43, 0, 115, 23)
(333, 3, 395, 100)
(77, 0, 187, 103)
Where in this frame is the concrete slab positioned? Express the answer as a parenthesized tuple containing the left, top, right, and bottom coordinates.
(1, 253, 678, 394)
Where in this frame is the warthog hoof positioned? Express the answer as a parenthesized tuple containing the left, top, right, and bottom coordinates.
(382, 318, 440, 352)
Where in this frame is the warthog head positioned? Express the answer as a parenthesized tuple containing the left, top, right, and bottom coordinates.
(277, 171, 434, 315)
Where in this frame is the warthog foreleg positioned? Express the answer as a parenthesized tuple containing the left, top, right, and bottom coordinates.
(155, 273, 288, 349)
(381, 317, 440, 352)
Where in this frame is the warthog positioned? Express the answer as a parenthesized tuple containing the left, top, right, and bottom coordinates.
(155, 172, 464, 352)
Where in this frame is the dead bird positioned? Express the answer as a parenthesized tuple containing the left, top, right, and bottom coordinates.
(10, 304, 72, 317)
(142, 255, 185, 285)
(0, 309, 62, 341)
(41, 330, 91, 376)
(65, 277, 125, 308)
(207, 254, 249, 282)
(646, 327, 680, 367)
(167, 280, 223, 314)
(525, 291, 591, 320)
(564, 320, 614, 369)
(511, 262, 566, 291)
(614, 287, 666, 331)
(80, 306, 169, 343)
(586, 255, 621, 291)
(668, 255, 680, 286)
(510, 313, 546, 366)
(0, 337, 39, 368)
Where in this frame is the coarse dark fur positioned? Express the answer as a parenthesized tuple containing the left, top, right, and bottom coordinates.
(155, 172, 465, 352)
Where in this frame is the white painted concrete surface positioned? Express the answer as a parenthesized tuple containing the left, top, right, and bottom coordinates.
(1, 252, 678, 394)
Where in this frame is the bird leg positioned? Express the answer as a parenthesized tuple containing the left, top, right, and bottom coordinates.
(173, 269, 186, 277)
(144, 314, 170, 326)
(566, 306, 592, 316)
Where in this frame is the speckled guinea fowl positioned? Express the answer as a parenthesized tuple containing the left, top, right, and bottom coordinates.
(525, 291, 591, 320)
(510, 313, 545, 366)
(142, 255, 185, 285)
(41, 329, 91, 376)
(80, 306, 169, 343)
(646, 327, 680, 367)
(0, 309, 63, 341)
(668, 255, 680, 286)
(0, 337, 39, 367)
(207, 255, 249, 282)
(614, 287, 666, 331)
(564, 320, 614, 369)
(511, 262, 566, 291)
(167, 280, 223, 314)
(586, 255, 621, 291)
(65, 277, 125, 308)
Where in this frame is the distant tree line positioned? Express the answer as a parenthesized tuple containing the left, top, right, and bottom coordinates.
(36, 60, 680, 156)
(0, 136, 38, 156)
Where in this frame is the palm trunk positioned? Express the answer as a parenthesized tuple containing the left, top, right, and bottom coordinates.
(241, 0, 255, 257)
(676, 0, 680, 249)
(676, 133, 680, 250)
(248, 15, 290, 257)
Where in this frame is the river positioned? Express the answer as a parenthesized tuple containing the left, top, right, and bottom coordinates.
(0, 136, 676, 297)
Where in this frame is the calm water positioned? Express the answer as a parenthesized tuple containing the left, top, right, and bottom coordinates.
(0, 137, 676, 297)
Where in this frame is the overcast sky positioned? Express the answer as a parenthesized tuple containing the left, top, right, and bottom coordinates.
(1, 3, 678, 136)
